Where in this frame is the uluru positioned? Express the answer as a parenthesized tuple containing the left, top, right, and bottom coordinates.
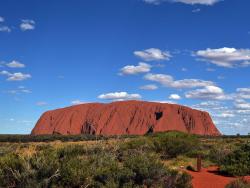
(31, 101, 221, 136)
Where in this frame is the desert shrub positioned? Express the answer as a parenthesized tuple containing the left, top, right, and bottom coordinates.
(59, 157, 91, 187)
(169, 171, 193, 188)
(0, 153, 37, 188)
(117, 137, 155, 162)
(220, 143, 250, 176)
(30, 149, 60, 186)
(56, 144, 87, 159)
(152, 131, 200, 158)
(208, 145, 233, 164)
(119, 137, 154, 151)
(226, 179, 250, 188)
(58, 152, 134, 188)
(122, 152, 193, 188)
(123, 152, 168, 187)
(0, 134, 194, 187)
(90, 153, 133, 188)
(186, 165, 195, 171)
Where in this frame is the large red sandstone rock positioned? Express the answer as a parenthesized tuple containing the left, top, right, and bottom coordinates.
(31, 101, 221, 136)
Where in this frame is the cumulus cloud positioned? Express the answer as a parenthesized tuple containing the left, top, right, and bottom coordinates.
(143, 0, 221, 5)
(0, 16, 4, 22)
(1, 71, 31, 81)
(139, 84, 158, 90)
(185, 85, 228, 100)
(193, 101, 221, 109)
(7, 72, 31, 81)
(6, 86, 31, 94)
(134, 48, 171, 61)
(195, 47, 250, 68)
(215, 112, 235, 118)
(236, 88, 250, 99)
(6, 60, 25, 68)
(20, 19, 35, 31)
(0, 26, 11, 33)
(192, 8, 201, 13)
(144, 73, 214, 89)
(0, 70, 11, 76)
(71, 100, 86, 105)
(169, 94, 181, 100)
(120, 62, 151, 75)
(152, 100, 178, 104)
(98, 92, 141, 101)
(36, 101, 48, 106)
(234, 99, 250, 110)
(172, 0, 221, 5)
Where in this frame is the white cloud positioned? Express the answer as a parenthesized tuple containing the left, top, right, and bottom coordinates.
(192, 8, 201, 13)
(236, 88, 250, 99)
(185, 85, 228, 100)
(6, 60, 25, 68)
(144, 73, 215, 88)
(143, 0, 221, 5)
(234, 100, 250, 110)
(36, 101, 48, 106)
(98, 92, 141, 101)
(152, 100, 178, 104)
(120, 62, 151, 75)
(193, 101, 221, 109)
(0, 16, 4, 22)
(6, 86, 31, 94)
(71, 100, 86, 105)
(195, 47, 250, 68)
(140, 84, 158, 90)
(0, 26, 11, 33)
(172, 0, 221, 5)
(216, 112, 235, 118)
(0, 70, 31, 81)
(20, 19, 35, 31)
(169, 94, 181, 100)
(134, 48, 171, 61)
(206, 68, 215, 72)
(143, 0, 162, 4)
(7, 72, 31, 81)
(181, 68, 187, 72)
(0, 70, 11, 76)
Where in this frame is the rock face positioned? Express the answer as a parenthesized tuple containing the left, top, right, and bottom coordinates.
(31, 101, 221, 136)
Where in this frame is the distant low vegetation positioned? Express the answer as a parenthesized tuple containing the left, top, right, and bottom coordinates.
(0, 131, 249, 187)
(0, 132, 249, 143)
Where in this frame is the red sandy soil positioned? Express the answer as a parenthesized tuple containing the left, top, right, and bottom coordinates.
(31, 100, 221, 136)
(187, 166, 250, 188)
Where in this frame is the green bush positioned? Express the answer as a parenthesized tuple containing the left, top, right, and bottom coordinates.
(0, 135, 194, 188)
(152, 131, 200, 158)
(226, 179, 250, 188)
(119, 137, 154, 151)
(220, 143, 250, 176)
(123, 152, 168, 187)
(0, 153, 38, 188)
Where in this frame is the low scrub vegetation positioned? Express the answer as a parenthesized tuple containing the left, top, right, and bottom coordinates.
(0, 132, 194, 188)
(220, 143, 250, 176)
(226, 179, 250, 188)
(0, 131, 249, 187)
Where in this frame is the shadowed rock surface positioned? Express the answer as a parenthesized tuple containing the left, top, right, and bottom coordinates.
(31, 101, 221, 136)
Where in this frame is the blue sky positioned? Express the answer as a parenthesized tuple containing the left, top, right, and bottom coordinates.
(1, 0, 250, 135)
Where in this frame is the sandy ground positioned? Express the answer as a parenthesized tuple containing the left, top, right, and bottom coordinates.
(187, 166, 250, 188)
